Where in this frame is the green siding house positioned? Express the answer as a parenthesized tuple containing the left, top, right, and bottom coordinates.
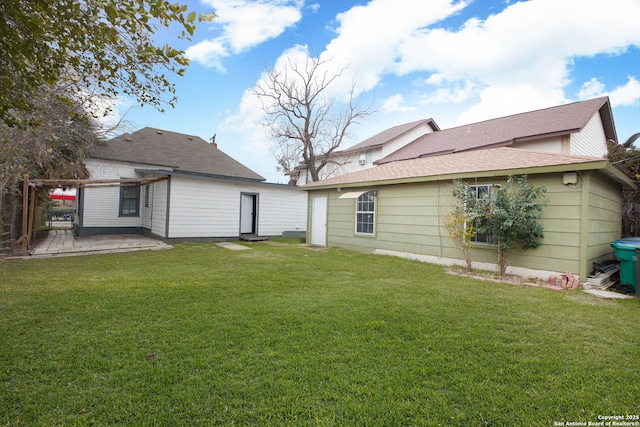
(303, 98, 637, 282)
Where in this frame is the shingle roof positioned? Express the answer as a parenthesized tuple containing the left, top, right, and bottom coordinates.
(342, 118, 439, 153)
(90, 127, 265, 181)
(378, 97, 615, 164)
(302, 147, 611, 189)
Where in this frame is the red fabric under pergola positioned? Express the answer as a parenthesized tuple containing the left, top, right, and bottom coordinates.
(49, 194, 76, 201)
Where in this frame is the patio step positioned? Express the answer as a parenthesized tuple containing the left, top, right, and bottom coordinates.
(240, 234, 269, 242)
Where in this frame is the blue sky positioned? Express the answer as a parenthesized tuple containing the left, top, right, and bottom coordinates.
(111, 0, 640, 183)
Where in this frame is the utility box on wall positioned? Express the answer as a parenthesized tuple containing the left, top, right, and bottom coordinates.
(563, 172, 578, 185)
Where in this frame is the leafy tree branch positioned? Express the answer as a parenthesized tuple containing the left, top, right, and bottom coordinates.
(0, 0, 216, 127)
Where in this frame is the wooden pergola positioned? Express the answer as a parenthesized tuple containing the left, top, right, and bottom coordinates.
(18, 175, 167, 251)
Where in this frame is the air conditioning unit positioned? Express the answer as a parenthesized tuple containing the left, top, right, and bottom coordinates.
(359, 159, 366, 165)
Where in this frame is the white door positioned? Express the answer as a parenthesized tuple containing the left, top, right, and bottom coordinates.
(240, 194, 256, 234)
(311, 195, 327, 246)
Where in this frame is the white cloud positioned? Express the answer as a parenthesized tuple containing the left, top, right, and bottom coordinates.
(318, 0, 468, 95)
(396, 0, 640, 79)
(609, 77, 640, 107)
(578, 76, 640, 108)
(221, 87, 270, 153)
(312, 0, 640, 126)
(185, 39, 228, 72)
(419, 79, 478, 105)
(381, 94, 415, 113)
(457, 84, 566, 125)
(186, 0, 303, 69)
(578, 78, 607, 101)
(270, 43, 313, 73)
(222, 1, 301, 52)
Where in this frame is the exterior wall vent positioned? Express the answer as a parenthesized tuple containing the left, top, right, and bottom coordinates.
(563, 172, 578, 185)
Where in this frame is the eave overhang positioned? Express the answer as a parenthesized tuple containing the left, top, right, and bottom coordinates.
(303, 159, 637, 192)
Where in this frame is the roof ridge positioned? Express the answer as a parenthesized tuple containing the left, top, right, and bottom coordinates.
(90, 127, 265, 181)
(134, 126, 205, 141)
(342, 118, 437, 153)
(444, 97, 609, 131)
(376, 97, 612, 164)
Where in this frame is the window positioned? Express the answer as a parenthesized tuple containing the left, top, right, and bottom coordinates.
(365, 151, 372, 164)
(467, 184, 495, 244)
(324, 161, 336, 177)
(356, 191, 376, 234)
(119, 184, 140, 217)
(358, 151, 373, 165)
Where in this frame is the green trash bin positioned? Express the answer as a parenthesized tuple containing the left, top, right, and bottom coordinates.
(610, 238, 640, 294)
(637, 248, 640, 297)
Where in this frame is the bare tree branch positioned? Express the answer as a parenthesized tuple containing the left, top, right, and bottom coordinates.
(253, 56, 376, 182)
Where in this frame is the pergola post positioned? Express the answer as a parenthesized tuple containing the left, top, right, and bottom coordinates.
(17, 175, 29, 251)
(28, 185, 37, 243)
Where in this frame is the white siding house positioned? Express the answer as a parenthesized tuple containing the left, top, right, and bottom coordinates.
(162, 176, 305, 239)
(77, 128, 307, 241)
(376, 97, 616, 165)
(513, 114, 608, 157)
(569, 113, 608, 157)
(291, 118, 440, 185)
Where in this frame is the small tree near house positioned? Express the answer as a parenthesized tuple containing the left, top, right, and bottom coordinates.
(475, 175, 547, 276)
(444, 180, 475, 271)
(448, 176, 547, 276)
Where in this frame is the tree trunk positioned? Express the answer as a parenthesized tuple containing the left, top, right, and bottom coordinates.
(308, 163, 320, 182)
(497, 247, 509, 276)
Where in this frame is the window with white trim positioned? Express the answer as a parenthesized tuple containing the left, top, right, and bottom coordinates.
(355, 191, 376, 234)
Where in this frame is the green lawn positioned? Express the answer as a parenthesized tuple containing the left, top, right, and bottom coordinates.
(1, 241, 638, 426)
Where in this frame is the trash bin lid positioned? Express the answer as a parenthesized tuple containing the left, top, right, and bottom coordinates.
(611, 237, 640, 250)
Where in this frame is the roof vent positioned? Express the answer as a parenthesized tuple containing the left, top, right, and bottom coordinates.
(187, 136, 193, 140)
(156, 131, 163, 135)
(125, 137, 132, 141)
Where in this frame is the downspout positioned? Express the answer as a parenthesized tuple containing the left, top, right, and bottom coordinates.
(164, 176, 171, 239)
